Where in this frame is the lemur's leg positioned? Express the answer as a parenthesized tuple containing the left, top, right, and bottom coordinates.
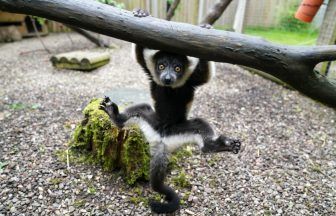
(99, 96, 155, 128)
(164, 118, 241, 154)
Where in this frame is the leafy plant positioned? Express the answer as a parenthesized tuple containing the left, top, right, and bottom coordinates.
(97, 0, 125, 9)
(0, 161, 8, 172)
(9, 102, 26, 110)
(9, 102, 41, 110)
(32, 16, 46, 25)
(278, 3, 311, 32)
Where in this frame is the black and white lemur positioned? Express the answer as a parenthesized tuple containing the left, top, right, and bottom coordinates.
(100, 9, 241, 214)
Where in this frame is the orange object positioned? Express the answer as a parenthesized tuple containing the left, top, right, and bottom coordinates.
(295, 0, 324, 23)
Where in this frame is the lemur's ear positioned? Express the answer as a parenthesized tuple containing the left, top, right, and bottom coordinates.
(131, 43, 159, 62)
(186, 56, 199, 74)
(143, 48, 161, 84)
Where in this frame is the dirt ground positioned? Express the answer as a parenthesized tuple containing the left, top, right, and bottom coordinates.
(0, 33, 335, 215)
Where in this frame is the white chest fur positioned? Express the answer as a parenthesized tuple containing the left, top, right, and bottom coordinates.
(125, 117, 204, 154)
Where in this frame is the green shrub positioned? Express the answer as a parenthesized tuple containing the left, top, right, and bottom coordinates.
(279, 3, 311, 32)
(97, 0, 125, 8)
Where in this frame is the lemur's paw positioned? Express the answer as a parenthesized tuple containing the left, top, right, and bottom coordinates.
(199, 23, 213, 29)
(133, 8, 150, 18)
(221, 137, 241, 154)
(229, 139, 241, 154)
(202, 136, 241, 154)
(99, 96, 119, 118)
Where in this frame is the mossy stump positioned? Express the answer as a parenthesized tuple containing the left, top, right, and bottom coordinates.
(71, 98, 150, 185)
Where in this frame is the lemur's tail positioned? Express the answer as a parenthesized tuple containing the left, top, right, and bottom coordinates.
(149, 146, 180, 214)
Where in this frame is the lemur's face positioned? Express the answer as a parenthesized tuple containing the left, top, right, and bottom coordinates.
(154, 52, 189, 86)
(143, 49, 199, 88)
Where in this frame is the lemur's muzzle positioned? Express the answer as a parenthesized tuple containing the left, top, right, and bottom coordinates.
(160, 72, 176, 86)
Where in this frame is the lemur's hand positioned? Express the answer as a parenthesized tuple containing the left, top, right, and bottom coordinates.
(199, 24, 213, 29)
(133, 8, 150, 18)
(202, 136, 241, 154)
(99, 96, 120, 119)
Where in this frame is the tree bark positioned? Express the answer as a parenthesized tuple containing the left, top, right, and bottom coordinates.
(66, 25, 110, 48)
(166, 0, 181, 21)
(200, 0, 233, 25)
(0, 0, 336, 107)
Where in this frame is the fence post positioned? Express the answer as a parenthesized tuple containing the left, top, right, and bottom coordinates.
(198, 0, 204, 24)
(233, 0, 247, 33)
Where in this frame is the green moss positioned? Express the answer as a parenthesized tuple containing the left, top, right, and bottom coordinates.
(69, 98, 150, 185)
(129, 196, 147, 205)
(0, 161, 8, 173)
(208, 154, 220, 167)
(311, 164, 322, 173)
(121, 128, 150, 185)
(87, 186, 97, 194)
(74, 199, 86, 208)
(169, 146, 193, 170)
(180, 191, 191, 205)
(49, 178, 63, 185)
(172, 171, 191, 189)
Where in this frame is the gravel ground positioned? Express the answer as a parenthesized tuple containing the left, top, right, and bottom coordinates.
(0, 33, 335, 216)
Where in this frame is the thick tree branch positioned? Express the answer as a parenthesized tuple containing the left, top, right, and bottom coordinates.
(200, 0, 233, 25)
(166, 0, 180, 21)
(0, 0, 336, 107)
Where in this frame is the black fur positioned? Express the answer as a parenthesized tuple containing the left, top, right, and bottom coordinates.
(99, 8, 241, 214)
(149, 144, 180, 214)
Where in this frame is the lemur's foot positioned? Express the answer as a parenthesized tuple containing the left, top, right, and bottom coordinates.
(133, 8, 150, 18)
(199, 23, 213, 29)
(219, 136, 241, 154)
(202, 136, 241, 154)
(99, 96, 120, 119)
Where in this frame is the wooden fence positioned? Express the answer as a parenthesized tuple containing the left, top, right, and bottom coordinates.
(121, 0, 301, 27)
(44, 0, 304, 32)
(316, 0, 336, 78)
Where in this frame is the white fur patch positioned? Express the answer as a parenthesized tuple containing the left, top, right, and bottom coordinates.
(125, 117, 204, 154)
(125, 117, 160, 145)
(170, 56, 199, 88)
(186, 56, 199, 73)
(163, 134, 204, 153)
(143, 48, 162, 86)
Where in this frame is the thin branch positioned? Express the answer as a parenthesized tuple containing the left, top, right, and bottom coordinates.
(30, 16, 50, 53)
(200, 0, 233, 25)
(166, 0, 181, 21)
(66, 25, 110, 48)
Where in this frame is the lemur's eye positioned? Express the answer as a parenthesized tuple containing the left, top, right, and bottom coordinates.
(175, 66, 181, 72)
(159, 64, 165, 70)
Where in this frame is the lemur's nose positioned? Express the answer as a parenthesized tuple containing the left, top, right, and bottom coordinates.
(163, 76, 172, 85)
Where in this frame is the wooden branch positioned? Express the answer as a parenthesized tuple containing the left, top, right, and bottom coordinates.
(1, 0, 336, 107)
(200, 0, 233, 25)
(66, 25, 110, 48)
(30, 16, 50, 53)
(166, 0, 180, 21)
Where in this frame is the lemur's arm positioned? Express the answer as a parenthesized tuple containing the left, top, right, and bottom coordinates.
(133, 44, 146, 69)
(131, 9, 154, 78)
(99, 96, 155, 128)
(187, 59, 216, 87)
(187, 24, 216, 87)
